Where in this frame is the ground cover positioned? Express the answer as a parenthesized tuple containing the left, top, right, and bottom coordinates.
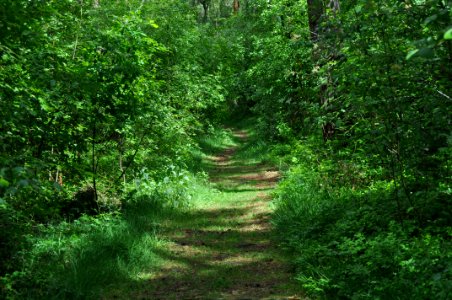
(105, 128, 304, 299)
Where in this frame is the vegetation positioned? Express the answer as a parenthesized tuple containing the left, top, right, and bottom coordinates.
(1, 0, 451, 299)
(103, 126, 302, 299)
(243, 0, 452, 298)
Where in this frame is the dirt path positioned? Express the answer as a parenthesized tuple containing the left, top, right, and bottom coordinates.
(112, 129, 304, 299)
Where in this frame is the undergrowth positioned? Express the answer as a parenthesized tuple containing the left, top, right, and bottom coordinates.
(0, 125, 236, 299)
(0, 123, 240, 299)
(1, 170, 210, 299)
(272, 138, 452, 299)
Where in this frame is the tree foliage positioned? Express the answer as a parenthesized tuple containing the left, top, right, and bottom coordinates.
(1, 0, 451, 298)
(0, 1, 227, 294)
(232, 0, 452, 298)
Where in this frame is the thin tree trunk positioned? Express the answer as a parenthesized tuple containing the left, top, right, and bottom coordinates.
(202, 2, 209, 23)
(306, 0, 341, 141)
(119, 137, 126, 185)
(306, 0, 324, 42)
(92, 122, 98, 202)
(233, 0, 240, 14)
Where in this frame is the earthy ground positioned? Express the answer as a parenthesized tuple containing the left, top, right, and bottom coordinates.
(106, 129, 304, 299)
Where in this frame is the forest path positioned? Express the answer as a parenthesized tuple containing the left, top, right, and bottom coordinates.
(110, 129, 304, 299)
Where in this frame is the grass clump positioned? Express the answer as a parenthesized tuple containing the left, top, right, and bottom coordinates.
(0, 170, 209, 299)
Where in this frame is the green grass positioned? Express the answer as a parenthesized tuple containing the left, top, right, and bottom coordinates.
(8, 202, 169, 299)
(3, 123, 303, 299)
(196, 126, 236, 155)
(101, 124, 304, 299)
(3, 171, 201, 299)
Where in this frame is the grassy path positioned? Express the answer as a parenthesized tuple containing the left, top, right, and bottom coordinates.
(110, 129, 304, 299)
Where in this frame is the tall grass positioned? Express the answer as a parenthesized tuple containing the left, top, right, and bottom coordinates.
(1, 123, 258, 299)
(1, 168, 211, 299)
(3, 203, 164, 299)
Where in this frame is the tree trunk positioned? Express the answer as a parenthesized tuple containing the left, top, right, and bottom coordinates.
(118, 135, 126, 185)
(306, 0, 324, 41)
(306, 0, 341, 141)
(200, 0, 209, 23)
(92, 122, 98, 203)
(233, 0, 240, 14)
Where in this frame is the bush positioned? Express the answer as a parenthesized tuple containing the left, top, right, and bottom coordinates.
(273, 142, 452, 299)
(125, 166, 194, 210)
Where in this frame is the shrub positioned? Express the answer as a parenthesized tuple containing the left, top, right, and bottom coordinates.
(273, 142, 452, 299)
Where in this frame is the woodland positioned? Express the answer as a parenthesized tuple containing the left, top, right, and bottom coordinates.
(0, 0, 451, 299)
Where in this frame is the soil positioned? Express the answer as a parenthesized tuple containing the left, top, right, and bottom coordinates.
(106, 129, 305, 299)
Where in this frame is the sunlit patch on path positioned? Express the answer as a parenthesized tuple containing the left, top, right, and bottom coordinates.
(106, 129, 304, 299)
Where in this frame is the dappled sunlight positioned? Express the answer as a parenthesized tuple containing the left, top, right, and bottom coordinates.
(105, 129, 303, 299)
(208, 143, 280, 195)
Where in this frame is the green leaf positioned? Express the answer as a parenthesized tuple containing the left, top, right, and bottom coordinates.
(423, 14, 437, 25)
(444, 28, 452, 40)
(406, 47, 434, 60)
(0, 177, 9, 187)
(406, 49, 418, 60)
(148, 19, 159, 28)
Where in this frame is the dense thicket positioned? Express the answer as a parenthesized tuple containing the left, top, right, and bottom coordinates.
(0, 0, 228, 218)
(1, 0, 451, 298)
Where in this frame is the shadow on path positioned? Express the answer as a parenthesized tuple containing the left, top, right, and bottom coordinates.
(106, 129, 303, 299)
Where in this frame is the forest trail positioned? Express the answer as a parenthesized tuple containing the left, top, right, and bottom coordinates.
(119, 129, 304, 299)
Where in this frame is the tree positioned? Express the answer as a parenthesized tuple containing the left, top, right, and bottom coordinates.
(199, 0, 211, 22)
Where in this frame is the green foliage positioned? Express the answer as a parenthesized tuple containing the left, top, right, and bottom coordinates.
(125, 166, 195, 210)
(2, 0, 451, 298)
(0, 202, 28, 276)
(230, 0, 317, 139)
(0, 0, 231, 297)
(273, 139, 452, 299)
(234, 1, 451, 296)
(196, 126, 236, 155)
(0, 171, 208, 299)
(2, 212, 162, 299)
(0, 0, 229, 216)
